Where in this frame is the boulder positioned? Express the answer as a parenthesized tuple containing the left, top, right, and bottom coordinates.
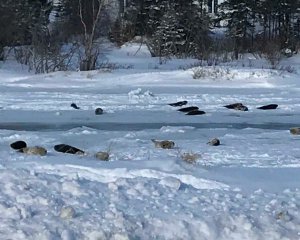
(54, 144, 85, 155)
(151, 139, 175, 149)
(95, 108, 104, 115)
(20, 146, 47, 156)
(186, 110, 206, 115)
(224, 103, 248, 111)
(207, 138, 220, 146)
(257, 104, 278, 110)
(10, 140, 27, 150)
(178, 106, 199, 112)
(95, 151, 109, 161)
(290, 127, 300, 135)
(169, 100, 188, 107)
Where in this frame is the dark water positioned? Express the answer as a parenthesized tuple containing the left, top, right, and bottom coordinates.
(0, 122, 298, 131)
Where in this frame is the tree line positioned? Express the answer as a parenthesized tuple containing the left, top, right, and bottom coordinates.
(0, 0, 299, 72)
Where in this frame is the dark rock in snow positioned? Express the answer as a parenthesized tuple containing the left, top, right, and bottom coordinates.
(71, 103, 80, 109)
(257, 104, 278, 110)
(10, 140, 27, 150)
(178, 106, 199, 112)
(95, 108, 104, 115)
(224, 103, 248, 111)
(186, 110, 206, 115)
(54, 144, 85, 155)
(169, 101, 188, 107)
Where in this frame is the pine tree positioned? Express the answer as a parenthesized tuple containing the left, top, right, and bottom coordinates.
(148, 3, 185, 61)
(178, 0, 212, 57)
(218, 0, 256, 59)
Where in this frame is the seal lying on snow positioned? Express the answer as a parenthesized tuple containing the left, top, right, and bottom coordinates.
(10, 140, 27, 150)
(178, 106, 199, 112)
(257, 104, 278, 110)
(10, 141, 47, 156)
(71, 103, 80, 109)
(151, 139, 175, 149)
(95, 107, 104, 115)
(186, 110, 206, 115)
(207, 138, 220, 146)
(19, 146, 47, 156)
(290, 127, 300, 135)
(169, 101, 188, 107)
(224, 103, 248, 111)
(54, 144, 85, 155)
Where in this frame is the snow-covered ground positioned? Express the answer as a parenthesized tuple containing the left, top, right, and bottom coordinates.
(0, 44, 300, 239)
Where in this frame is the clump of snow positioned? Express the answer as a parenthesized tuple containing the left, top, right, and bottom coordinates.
(159, 177, 181, 191)
(60, 206, 76, 219)
(128, 88, 155, 102)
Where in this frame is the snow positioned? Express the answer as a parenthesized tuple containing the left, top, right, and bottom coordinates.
(0, 43, 300, 239)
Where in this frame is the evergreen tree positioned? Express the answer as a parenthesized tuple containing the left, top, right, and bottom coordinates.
(148, 3, 185, 60)
(0, 0, 51, 60)
(219, 0, 256, 59)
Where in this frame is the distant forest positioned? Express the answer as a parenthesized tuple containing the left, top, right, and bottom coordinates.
(0, 0, 299, 73)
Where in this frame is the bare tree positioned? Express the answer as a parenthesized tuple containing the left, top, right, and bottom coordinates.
(78, 0, 109, 71)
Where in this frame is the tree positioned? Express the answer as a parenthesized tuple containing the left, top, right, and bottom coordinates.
(178, 0, 212, 57)
(148, 3, 185, 61)
(0, 0, 49, 60)
(218, 0, 256, 59)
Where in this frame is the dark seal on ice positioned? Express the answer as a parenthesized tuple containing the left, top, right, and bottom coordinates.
(224, 103, 248, 111)
(10, 140, 27, 150)
(186, 110, 206, 115)
(95, 107, 104, 115)
(207, 138, 220, 146)
(178, 106, 199, 112)
(169, 101, 188, 107)
(257, 104, 278, 110)
(71, 103, 80, 109)
(54, 144, 85, 155)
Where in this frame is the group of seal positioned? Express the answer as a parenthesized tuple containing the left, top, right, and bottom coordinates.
(169, 101, 206, 115)
(170, 101, 279, 112)
(10, 141, 110, 161)
(168, 101, 278, 114)
(71, 103, 104, 115)
(10, 141, 47, 156)
(223, 103, 278, 111)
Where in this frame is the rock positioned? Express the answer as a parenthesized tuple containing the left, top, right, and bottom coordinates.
(178, 106, 199, 112)
(20, 146, 47, 156)
(95, 108, 104, 115)
(290, 127, 300, 135)
(54, 144, 85, 155)
(10, 140, 27, 150)
(95, 151, 109, 161)
(186, 110, 206, 115)
(151, 139, 175, 149)
(70, 103, 80, 109)
(224, 103, 248, 111)
(168, 100, 188, 107)
(257, 104, 278, 110)
(207, 138, 220, 146)
(60, 206, 76, 219)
